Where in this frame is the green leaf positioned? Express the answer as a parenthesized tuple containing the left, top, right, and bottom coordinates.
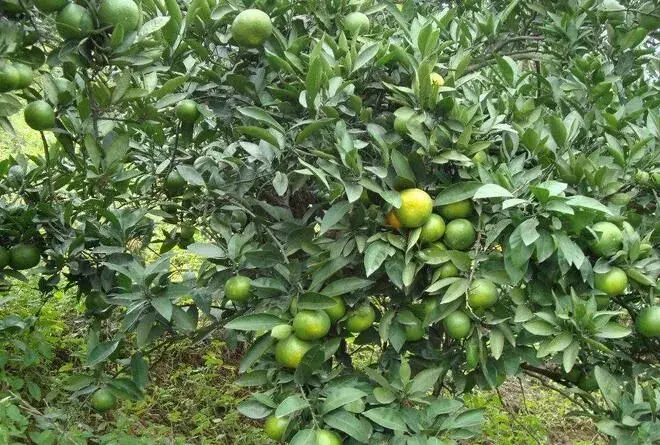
(523, 319, 555, 336)
(322, 388, 367, 414)
(364, 242, 391, 277)
(549, 115, 566, 147)
(225, 314, 283, 331)
(272, 172, 288, 196)
(320, 201, 351, 234)
(186, 243, 225, 258)
(473, 183, 513, 199)
(306, 47, 324, 110)
(441, 278, 468, 304)
(239, 335, 275, 373)
(237, 106, 284, 133)
(323, 410, 372, 443)
(434, 182, 481, 205)
(566, 196, 613, 215)
(87, 341, 120, 367)
(294, 118, 336, 144)
(297, 293, 337, 310)
(490, 329, 504, 360)
(408, 368, 442, 394)
(595, 322, 631, 339)
(562, 340, 579, 373)
(362, 407, 408, 432)
(594, 366, 621, 406)
(236, 126, 281, 148)
(275, 394, 309, 418)
(322, 278, 373, 297)
(151, 297, 173, 321)
(352, 42, 380, 72)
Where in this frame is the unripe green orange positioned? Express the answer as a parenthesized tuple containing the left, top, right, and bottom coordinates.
(594, 267, 627, 297)
(264, 415, 289, 441)
(274, 335, 312, 369)
(443, 219, 476, 251)
(467, 279, 498, 309)
(56, 4, 94, 40)
(98, 0, 140, 31)
(293, 310, 331, 340)
(345, 303, 376, 333)
(589, 221, 622, 257)
(324, 295, 346, 323)
(443, 311, 471, 339)
(344, 11, 370, 35)
(636, 306, 660, 338)
(231, 9, 272, 47)
(395, 188, 433, 228)
(439, 200, 472, 220)
(225, 275, 252, 302)
(90, 388, 117, 412)
(419, 214, 446, 244)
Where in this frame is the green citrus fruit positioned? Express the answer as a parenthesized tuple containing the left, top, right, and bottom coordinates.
(410, 297, 438, 320)
(443, 218, 476, 251)
(609, 192, 631, 206)
(0, 62, 19, 92)
(316, 429, 342, 445)
(274, 335, 312, 369)
(225, 275, 251, 302)
(393, 107, 415, 134)
(56, 4, 94, 40)
(99, 0, 140, 31)
(324, 295, 346, 323)
(9, 244, 40, 270)
(24, 100, 56, 131)
(165, 169, 186, 196)
(443, 311, 472, 339)
(270, 324, 293, 340)
(419, 214, 446, 244)
(175, 99, 200, 124)
(231, 9, 272, 47)
(13, 63, 33, 89)
(467, 279, 498, 309)
(395, 188, 433, 228)
(179, 224, 195, 240)
(0, 247, 9, 269)
(635, 169, 650, 185)
(439, 200, 472, 220)
(90, 388, 117, 412)
(594, 267, 627, 297)
(264, 415, 289, 441)
(472, 151, 487, 164)
(430, 72, 444, 87)
(293, 310, 331, 340)
(344, 11, 370, 35)
(589, 221, 622, 257)
(384, 210, 402, 229)
(636, 306, 660, 338)
(403, 315, 424, 342)
(437, 261, 459, 279)
(33, 0, 68, 12)
(345, 303, 376, 333)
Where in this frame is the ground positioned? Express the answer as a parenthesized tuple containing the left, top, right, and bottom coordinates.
(0, 116, 606, 444)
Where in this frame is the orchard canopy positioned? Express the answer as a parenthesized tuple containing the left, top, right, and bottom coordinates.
(1, 0, 660, 443)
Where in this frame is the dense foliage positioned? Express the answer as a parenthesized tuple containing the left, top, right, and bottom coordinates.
(1, 0, 659, 443)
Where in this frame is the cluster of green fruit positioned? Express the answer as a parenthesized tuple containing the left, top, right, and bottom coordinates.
(0, 243, 41, 271)
(587, 221, 659, 338)
(386, 189, 493, 339)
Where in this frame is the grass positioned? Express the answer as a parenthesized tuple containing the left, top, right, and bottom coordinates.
(0, 117, 604, 443)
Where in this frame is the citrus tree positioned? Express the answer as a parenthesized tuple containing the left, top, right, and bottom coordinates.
(1, 0, 659, 443)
